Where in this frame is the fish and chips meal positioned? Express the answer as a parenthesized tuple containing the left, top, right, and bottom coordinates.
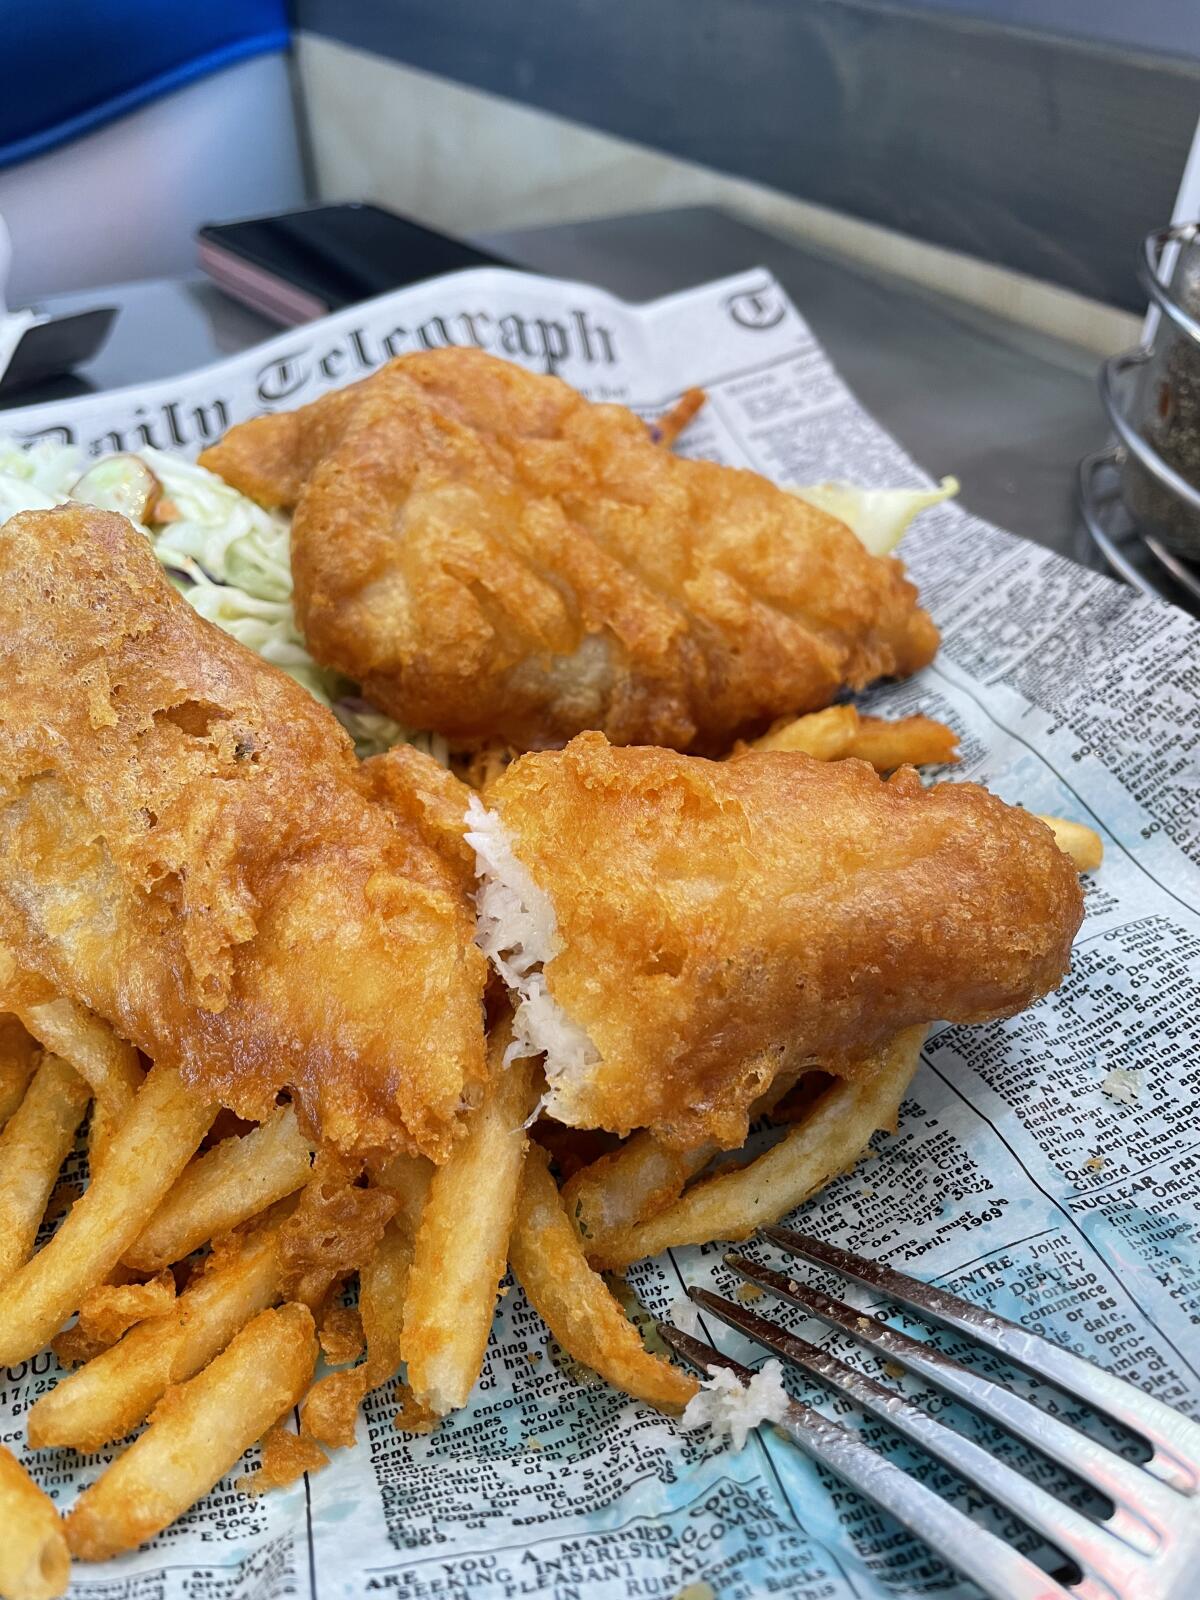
(0, 350, 1099, 1593)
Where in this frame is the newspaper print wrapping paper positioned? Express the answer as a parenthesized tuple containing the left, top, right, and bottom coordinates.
(0, 267, 1196, 1600)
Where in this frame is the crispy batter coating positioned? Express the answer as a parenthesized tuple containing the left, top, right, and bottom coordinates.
(0, 506, 487, 1162)
(237, 1422, 328, 1493)
(318, 1303, 365, 1366)
(277, 1171, 398, 1308)
(200, 350, 938, 752)
(75, 1272, 177, 1348)
(486, 733, 1084, 1148)
(360, 744, 477, 891)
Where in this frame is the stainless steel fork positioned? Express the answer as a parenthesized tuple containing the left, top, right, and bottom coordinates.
(659, 1228, 1200, 1600)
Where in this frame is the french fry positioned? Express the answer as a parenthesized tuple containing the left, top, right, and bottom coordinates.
(301, 1157, 432, 1448)
(1035, 815, 1104, 872)
(64, 1304, 317, 1562)
(509, 1144, 697, 1412)
(362, 1155, 430, 1383)
(0, 1054, 89, 1285)
(401, 1025, 538, 1414)
(745, 705, 859, 759)
(653, 387, 706, 447)
(124, 1104, 313, 1272)
(0, 1015, 39, 1130)
(0, 1443, 69, 1600)
(562, 1134, 712, 1253)
(12, 998, 142, 1176)
(743, 706, 959, 770)
(0, 1064, 213, 1367)
(30, 1214, 287, 1452)
(591, 1028, 926, 1270)
(562, 1064, 801, 1260)
(847, 714, 960, 770)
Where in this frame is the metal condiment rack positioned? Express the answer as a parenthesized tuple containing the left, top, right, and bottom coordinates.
(1080, 221, 1200, 607)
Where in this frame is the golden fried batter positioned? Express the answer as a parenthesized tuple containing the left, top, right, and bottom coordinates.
(480, 733, 1084, 1148)
(0, 506, 486, 1162)
(200, 350, 938, 752)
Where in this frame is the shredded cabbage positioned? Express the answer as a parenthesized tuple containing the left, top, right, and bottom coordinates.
(0, 440, 412, 758)
(790, 476, 958, 556)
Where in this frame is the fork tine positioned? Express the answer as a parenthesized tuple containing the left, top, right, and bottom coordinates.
(764, 1228, 1200, 1496)
(660, 1313, 1076, 1600)
(658, 1320, 757, 1383)
(690, 1287, 1148, 1598)
(726, 1254, 1172, 1560)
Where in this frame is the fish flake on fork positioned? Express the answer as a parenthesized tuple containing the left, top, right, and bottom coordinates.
(659, 1230, 1200, 1600)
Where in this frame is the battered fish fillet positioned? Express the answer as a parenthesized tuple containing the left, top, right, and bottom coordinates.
(469, 733, 1083, 1149)
(199, 349, 938, 752)
(0, 506, 487, 1162)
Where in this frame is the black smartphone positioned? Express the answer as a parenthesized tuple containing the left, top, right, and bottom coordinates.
(197, 203, 516, 327)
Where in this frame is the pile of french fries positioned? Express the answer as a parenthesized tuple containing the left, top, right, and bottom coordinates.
(0, 711, 1102, 1596)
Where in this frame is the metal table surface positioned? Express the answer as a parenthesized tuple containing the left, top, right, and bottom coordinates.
(10, 204, 1115, 573)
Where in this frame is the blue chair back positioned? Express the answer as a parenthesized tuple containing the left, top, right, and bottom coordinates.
(0, 0, 290, 170)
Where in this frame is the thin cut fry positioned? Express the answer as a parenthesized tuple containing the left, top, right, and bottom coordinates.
(745, 704, 859, 759)
(65, 1303, 317, 1562)
(1036, 814, 1104, 872)
(562, 1066, 800, 1260)
(13, 998, 142, 1176)
(592, 1028, 927, 1270)
(0, 1064, 213, 1366)
(562, 1135, 704, 1249)
(0, 1443, 69, 1600)
(847, 714, 960, 770)
(401, 1024, 538, 1415)
(0, 1016, 39, 1130)
(124, 1104, 313, 1272)
(652, 387, 706, 446)
(0, 1053, 89, 1285)
(29, 1214, 287, 1452)
(301, 1157, 432, 1449)
(509, 1144, 697, 1412)
(743, 705, 959, 769)
(361, 1156, 436, 1388)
